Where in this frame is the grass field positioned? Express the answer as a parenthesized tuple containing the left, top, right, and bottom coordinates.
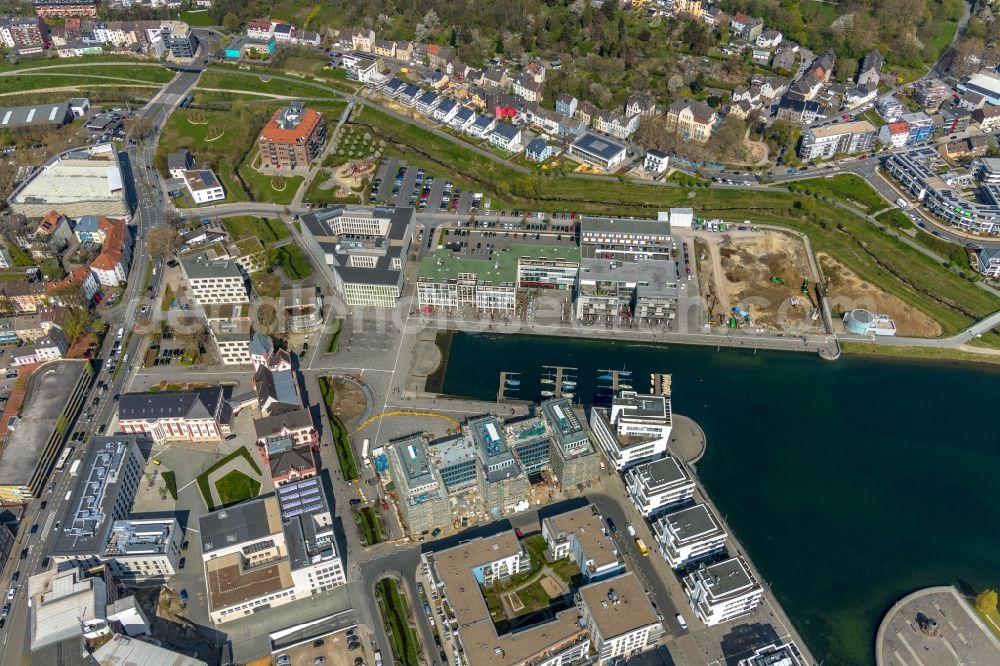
(325, 319, 342, 353)
(196, 447, 263, 510)
(840, 342, 1000, 366)
(275, 243, 313, 279)
(667, 171, 710, 187)
(162, 470, 178, 500)
(215, 469, 261, 506)
(376, 579, 421, 666)
(0, 73, 160, 94)
(40, 64, 174, 83)
(222, 216, 288, 244)
(199, 68, 338, 99)
(318, 376, 359, 480)
(179, 10, 218, 26)
(356, 506, 384, 545)
(975, 606, 1000, 640)
(791, 174, 888, 212)
(237, 150, 304, 205)
(0, 54, 155, 72)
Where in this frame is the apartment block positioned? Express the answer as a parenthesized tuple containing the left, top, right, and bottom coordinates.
(683, 557, 764, 626)
(578, 573, 661, 663)
(625, 457, 695, 516)
(541, 505, 624, 583)
(257, 102, 326, 169)
(179, 252, 249, 305)
(589, 391, 672, 470)
(652, 503, 727, 569)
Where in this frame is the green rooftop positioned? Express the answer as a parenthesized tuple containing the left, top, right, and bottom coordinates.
(419, 244, 580, 285)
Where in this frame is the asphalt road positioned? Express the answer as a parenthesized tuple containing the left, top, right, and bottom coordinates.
(0, 68, 200, 666)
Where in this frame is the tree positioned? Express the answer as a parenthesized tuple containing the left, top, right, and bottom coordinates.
(39, 258, 66, 281)
(124, 116, 154, 141)
(976, 589, 998, 614)
(222, 12, 241, 33)
(147, 224, 181, 258)
(176, 317, 209, 361)
(60, 306, 96, 340)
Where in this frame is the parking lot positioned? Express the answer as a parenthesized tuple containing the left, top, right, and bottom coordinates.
(274, 626, 371, 666)
(372, 159, 480, 215)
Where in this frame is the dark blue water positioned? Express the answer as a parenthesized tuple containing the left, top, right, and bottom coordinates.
(439, 332, 1000, 665)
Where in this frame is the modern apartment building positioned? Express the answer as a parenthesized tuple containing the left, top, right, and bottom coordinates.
(387, 435, 452, 534)
(738, 641, 808, 666)
(624, 457, 696, 516)
(576, 258, 678, 324)
(652, 502, 728, 569)
(683, 557, 764, 626)
(542, 505, 624, 583)
(798, 120, 877, 161)
(179, 252, 249, 305)
(589, 391, 673, 470)
(299, 206, 414, 307)
(579, 215, 673, 262)
(101, 518, 184, 581)
(578, 572, 661, 663)
(160, 20, 198, 58)
(257, 103, 326, 170)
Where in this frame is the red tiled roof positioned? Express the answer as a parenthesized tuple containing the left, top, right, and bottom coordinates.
(888, 122, 909, 135)
(36, 210, 65, 235)
(90, 217, 126, 271)
(258, 108, 323, 145)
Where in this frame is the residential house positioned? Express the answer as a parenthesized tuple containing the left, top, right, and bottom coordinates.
(959, 90, 986, 111)
(974, 106, 1000, 132)
(878, 121, 910, 148)
(776, 97, 822, 124)
(976, 247, 1000, 278)
(732, 85, 762, 109)
(372, 40, 395, 58)
(432, 98, 458, 124)
(940, 107, 972, 135)
(450, 106, 476, 131)
(483, 66, 510, 90)
(594, 110, 640, 140)
(9, 327, 69, 366)
(625, 92, 657, 118)
(525, 138, 555, 162)
(756, 29, 782, 49)
(351, 28, 374, 52)
(857, 50, 885, 86)
(644, 149, 669, 174)
(88, 217, 132, 287)
(512, 73, 543, 103)
(665, 99, 717, 142)
(771, 47, 796, 73)
(576, 100, 599, 126)
(47, 265, 98, 304)
(34, 211, 74, 247)
(167, 150, 193, 178)
(245, 18, 272, 39)
(427, 44, 455, 70)
(876, 94, 904, 122)
(844, 83, 878, 108)
(395, 41, 413, 62)
(489, 122, 522, 152)
(556, 93, 578, 117)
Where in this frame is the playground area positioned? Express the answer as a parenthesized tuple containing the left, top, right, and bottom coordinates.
(696, 229, 825, 335)
(818, 253, 942, 337)
(319, 160, 375, 198)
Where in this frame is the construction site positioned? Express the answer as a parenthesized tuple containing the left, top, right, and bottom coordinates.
(695, 229, 826, 335)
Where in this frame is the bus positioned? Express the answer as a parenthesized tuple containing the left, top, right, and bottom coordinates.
(54, 447, 73, 470)
(635, 538, 649, 557)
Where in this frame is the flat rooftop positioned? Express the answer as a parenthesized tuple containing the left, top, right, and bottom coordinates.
(0, 360, 88, 487)
(11, 144, 123, 204)
(541, 398, 588, 450)
(206, 551, 292, 609)
(432, 532, 587, 666)
(419, 243, 579, 285)
(390, 436, 439, 492)
(635, 457, 690, 489)
(580, 215, 671, 238)
(544, 506, 619, 570)
(180, 252, 244, 280)
(690, 557, 758, 600)
(199, 496, 283, 554)
(660, 503, 725, 544)
(579, 572, 659, 640)
(91, 634, 209, 666)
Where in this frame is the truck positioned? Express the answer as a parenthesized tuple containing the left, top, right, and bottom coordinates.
(635, 538, 649, 556)
(896, 198, 909, 209)
(362, 438, 371, 470)
(69, 460, 81, 477)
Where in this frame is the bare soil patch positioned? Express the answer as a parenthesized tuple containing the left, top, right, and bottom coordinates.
(818, 253, 942, 337)
(330, 377, 367, 423)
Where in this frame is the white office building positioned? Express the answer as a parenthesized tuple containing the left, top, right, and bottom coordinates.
(101, 518, 183, 581)
(652, 503, 727, 569)
(683, 557, 764, 626)
(588, 391, 672, 470)
(624, 457, 695, 516)
(578, 573, 661, 663)
(541, 505, 624, 583)
(182, 169, 226, 204)
(179, 252, 249, 305)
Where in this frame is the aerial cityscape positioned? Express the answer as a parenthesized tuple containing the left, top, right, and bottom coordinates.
(0, 1, 998, 666)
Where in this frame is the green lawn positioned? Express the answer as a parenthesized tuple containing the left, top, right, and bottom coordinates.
(237, 150, 303, 205)
(162, 470, 178, 500)
(930, 21, 959, 61)
(356, 505, 384, 545)
(325, 319, 343, 353)
(303, 171, 364, 205)
(318, 377, 359, 480)
(275, 243, 313, 279)
(790, 174, 888, 212)
(375, 579, 421, 666)
(161, 284, 174, 311)
(215, 469, 262, 506)
(840, 342, 1000, 366)
(0, 54, 154, 72)
(196, 447, 263, 510)
(667, 171, 710, 187)
(199, 68, 340, 99)
(222, 216, 288, 244)
(41, 64, 174, 83)
(511, 581, 552, 614)
(179, 10, 218, 26)
(0, 73, 161, 94)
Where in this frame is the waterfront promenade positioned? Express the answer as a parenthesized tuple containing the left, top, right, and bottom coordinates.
(875, 586, 1000, 666)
